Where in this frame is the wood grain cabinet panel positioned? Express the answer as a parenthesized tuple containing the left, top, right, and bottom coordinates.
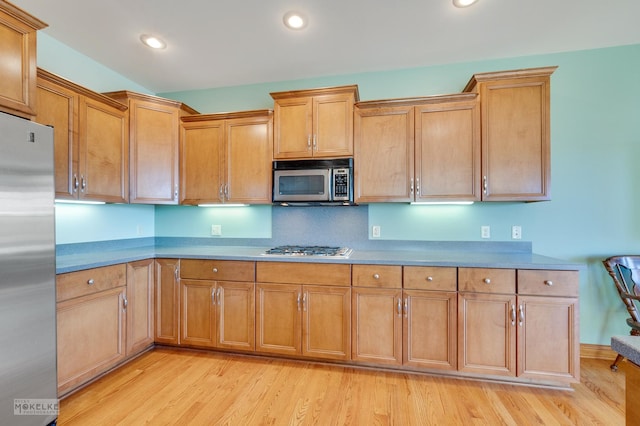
(155, 258, 180, 345)
(104, 91, 197, 204)
(354, 94, 480, 203)
(126, 259, 155, 356)
(271, 85, 358, 159)
(464, 67, 556, 201)
(180, 110, 273, 205)
(0, 1, 46, 119)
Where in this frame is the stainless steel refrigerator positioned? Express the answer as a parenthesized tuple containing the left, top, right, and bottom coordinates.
(0, 111, 57, 425)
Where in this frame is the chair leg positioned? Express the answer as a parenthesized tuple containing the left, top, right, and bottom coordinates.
(611, 354, 624, 371)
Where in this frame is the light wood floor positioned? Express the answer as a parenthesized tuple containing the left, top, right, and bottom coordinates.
(58, 347, 625, 425)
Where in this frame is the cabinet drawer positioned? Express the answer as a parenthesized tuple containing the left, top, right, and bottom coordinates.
(352, 265, 402, 288)
(56, 264, 126, 302)
(458, 268, 515, 294)
(180, 259, 255, 282)
(517, 270, 579, 297)
(403, 266, 457, 291)
(256, 262, 351, 286)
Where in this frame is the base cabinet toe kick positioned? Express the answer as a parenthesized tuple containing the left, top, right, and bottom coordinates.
(57, 259, 580, 394)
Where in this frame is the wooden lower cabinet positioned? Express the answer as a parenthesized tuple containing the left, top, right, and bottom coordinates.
(155, 258, 180, 345)
(126, 259, 155, 356)
(56, 264, 127, 396)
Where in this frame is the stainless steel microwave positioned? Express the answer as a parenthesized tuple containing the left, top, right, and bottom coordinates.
(272, 158, 354, 205)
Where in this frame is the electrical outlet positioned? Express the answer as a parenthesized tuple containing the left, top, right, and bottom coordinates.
(211, 224, 222, 236)
(372, 225, 381, 238)
(512, 225, 522, 240)
(481, 225, 490, 239)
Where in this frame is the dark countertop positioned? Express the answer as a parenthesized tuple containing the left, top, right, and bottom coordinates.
(56, 240, 583, 274)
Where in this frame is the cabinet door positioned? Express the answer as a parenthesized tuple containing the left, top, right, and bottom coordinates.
(313, 92, 355, 157)
(180, 120, 224, 204)
(302, 285, 351, 360)
(226, 115, 273, 204)
(415, 99, 480, 201)
(78, 96, 128, 202)
(57, 287, 126, 395)
(0, 6, 43, 119)
(155, 259, 180, 345)
(35, 77, 79, 200)
(181, 279, 216, 348)
(129, 99, 180, 204)
(517, 295, 579, 383)
(273, 96, 313, 159)
(403, 290, 457, 370)
(479, 76, 551, 201)
(354, 105, 414, 202)
(458, 292, 516, 377)
(217, 281, 255, 351)
(256, 283, 301, 355)
(351, 287, 402, 365)
(126, 259, 155, 356)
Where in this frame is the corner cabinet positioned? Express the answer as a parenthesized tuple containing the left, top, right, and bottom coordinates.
(270, 85, 359, 159)
(35, 69, 129, 202)
(0, 0, 47, 119)
(126, 259, 155, 357)
(155, 258, 181, 345)
(463, 67, 557, 201)
(180, 110, 273, 205)
(104, 91, 198, 204)
(354, 94, 480, 203)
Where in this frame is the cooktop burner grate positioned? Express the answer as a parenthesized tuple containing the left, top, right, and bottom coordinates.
(263, 245, 352, 258)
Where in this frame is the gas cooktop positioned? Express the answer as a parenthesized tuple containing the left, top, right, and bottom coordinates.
(262, 245, 353, 259)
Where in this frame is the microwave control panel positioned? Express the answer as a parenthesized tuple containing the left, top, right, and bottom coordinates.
(332, 168, 350, 201)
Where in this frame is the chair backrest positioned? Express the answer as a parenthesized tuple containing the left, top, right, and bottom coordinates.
(603, 255, 640, 326)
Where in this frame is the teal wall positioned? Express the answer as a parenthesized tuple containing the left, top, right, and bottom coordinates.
(43, 37, 640, 346)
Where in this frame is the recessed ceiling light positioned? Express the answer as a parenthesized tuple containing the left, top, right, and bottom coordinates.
(140, 34, 167, 49)
(283, 11, 307, 30)
(453, 0, 479, 7)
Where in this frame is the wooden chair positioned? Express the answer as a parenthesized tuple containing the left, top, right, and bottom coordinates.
(603, 255, 640, 371)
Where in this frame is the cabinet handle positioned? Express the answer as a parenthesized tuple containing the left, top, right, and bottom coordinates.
(544, 280, 553, 286)
(211, 288, 216, 304)
(307, 135, 311, 150)
(73, 174, 79, 192)
(297, 293, 302, 311)
(483, 278, 491, 284)
(174, 268, 179, 281)
(518, 304, 524, 327)
(302, 292, 307, 312)
(174, 184, 178, 200)
(312, 134, 317, 151)
(397, 298, 402, 316)
(122, 295, 128, 310)
(511, 304, 516, 326)
(426, 276, 433, 282)
(483, 175, 487, 195)
(81, 175, 86, 192)
(373, 273, 380, 280)
(87, 279, 94, 286)
(219, 184, 225, 202)
(410, 178, 414, 195)
(212, 267, 218, 273)
(415, 177, 420, 194)
(404, 298, 408, 318)
(224, 184, 229, 199)
(217, 287, 222, 305)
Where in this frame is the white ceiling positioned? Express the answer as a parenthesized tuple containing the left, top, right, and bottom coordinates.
(11, 0, 640, 94)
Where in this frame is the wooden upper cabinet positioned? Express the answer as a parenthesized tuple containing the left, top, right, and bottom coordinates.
(0, 1, 46, 119)
(104, 91, 198, 205)
(271, 85, 358, 159)
(464, 67, 556, 201)
(35, 69, 129, 202)
(354, 94, 480, 203)
(180, 110, 273, 205)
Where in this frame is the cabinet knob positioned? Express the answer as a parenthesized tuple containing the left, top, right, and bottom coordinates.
(373, 273, 380, 280)
(544, 280, 553, 286)
(213, 267, 218, 273)
(426, 276, 433, 282)
(87, 279, 94, 286)
(483, 278, 491, 284)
